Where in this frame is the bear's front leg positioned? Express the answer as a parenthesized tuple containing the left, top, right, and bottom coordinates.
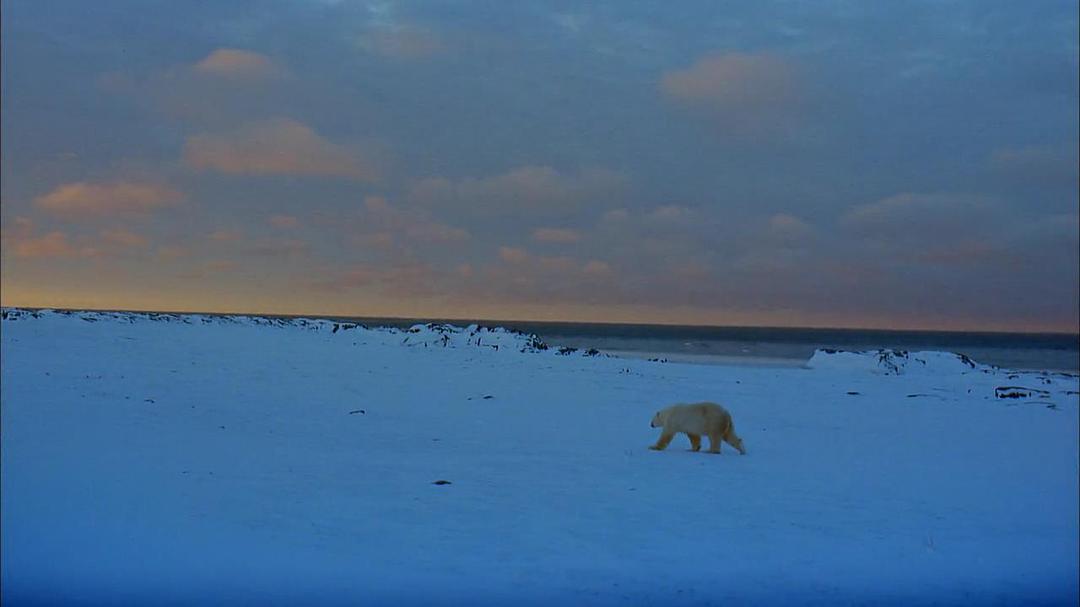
(687, 433, 702, 451)
(649, 430, 675, 451)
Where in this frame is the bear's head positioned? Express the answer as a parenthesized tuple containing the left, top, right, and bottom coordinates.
(649, 410, 667, 428)
(729, 435, 746, 455)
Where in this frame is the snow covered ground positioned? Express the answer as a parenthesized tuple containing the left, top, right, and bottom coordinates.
(2, 309, 1077, 606)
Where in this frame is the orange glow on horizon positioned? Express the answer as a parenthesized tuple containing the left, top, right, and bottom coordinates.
(2, 285, 1076, 335)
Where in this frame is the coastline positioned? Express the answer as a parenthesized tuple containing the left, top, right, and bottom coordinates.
(4, 306, 1077, 373)
(602, 349, 811, 369)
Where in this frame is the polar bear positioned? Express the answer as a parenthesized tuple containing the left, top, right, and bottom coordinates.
(649, 402, 745, 454)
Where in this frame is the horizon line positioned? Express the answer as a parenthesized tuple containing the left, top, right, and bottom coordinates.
(3, 304, 1078, 339)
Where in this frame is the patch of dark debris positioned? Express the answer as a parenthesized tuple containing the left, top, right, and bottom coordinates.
(994, 386, 1051, 399)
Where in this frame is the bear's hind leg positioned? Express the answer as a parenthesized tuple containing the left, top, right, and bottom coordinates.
(707, 432, 722, 454)
(650, 430, 675, 451)
(687, 433, 702, 451)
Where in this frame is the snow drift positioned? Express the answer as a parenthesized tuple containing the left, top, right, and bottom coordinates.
(806, 348, 989, 376)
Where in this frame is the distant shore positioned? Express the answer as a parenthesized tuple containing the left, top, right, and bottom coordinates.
(3, 306, 1077, 373)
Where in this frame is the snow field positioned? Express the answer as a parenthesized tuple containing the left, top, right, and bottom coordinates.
(2, 310, 1077, 605)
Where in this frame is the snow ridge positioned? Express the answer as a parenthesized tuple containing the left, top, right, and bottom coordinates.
(806, 348, 991, 376)
(0, 307, 569, 356)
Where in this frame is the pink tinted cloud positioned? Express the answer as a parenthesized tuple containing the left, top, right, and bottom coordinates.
(208, 230, 245, 243)
(463, 247, 621, 306)
(914, 241, 1007, 265)
(498, 246, 529, 263)
(989, 144, 1078, 186)
(352, 232, 396, 250)
(648, 205, 694, 222)
(404, 222, 470, 244)
(582, 260, 611, 275)
(409, 166, 627, 217)
(315, 262, 438, 297)
(35, 181, 183, 218)
(13, 232, 79, 258)
(156, 245, 190, 260)
(203, 227, 310, 259)
(184, 119, 379, 180)
(204, 260, 238, 273)
(3, 221, 150, 259)
(98, 48, 295, 129)
(357, 195, 469, 246)
(768, 213, 815, 242)
(493, 245, 612, 282)
(268, 215, 300, 229)
(194, 49, 285, 79)
(661, 52, 801, 133)
(99, 228, 149, 249)
(840, 193, 998, 243)
(249, 238, 310, 258)
(360, 25, 445, 60)
(532, 227, 581, 243)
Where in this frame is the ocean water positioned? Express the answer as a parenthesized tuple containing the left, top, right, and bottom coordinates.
(10, 308, 1075, 374)
(339, 316, 1079, 374)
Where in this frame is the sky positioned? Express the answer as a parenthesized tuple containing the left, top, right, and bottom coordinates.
(1, 0, 1078, 332)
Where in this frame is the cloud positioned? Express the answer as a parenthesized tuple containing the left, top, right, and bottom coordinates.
(498, 246, 529, 263)
(647, 205, 694, 223)
(208, 230, 245, 243)
(2, 219, 151, 259)
(204, 260, 238, 273)
(767, 213, 815, 243)
(598, 204, 710, 242)
(248, 238, 310, 259)
(661, 52, 801, 134)
(314, 262, 438, 297)
(99, 228, 149, 249)
(989, 144, 1079, 187)
(409, 166, 627, 218)
(840, 193, 997, 240)
(34, 181, 183, 218)
(352, 232, 395, 250)
(359, 195, 470, 246)
(465, 245, 619, 306)
(268, 215, 300, 229)
(833, 192, 1041, 270)
(821, 193, 1077, 325)
(403, 222, 470, 244)
(582, 260, 611, 275)
(184, 118, 379, 180)
(912, 241, 1006, 266)
(12, 231, 79, 259)
(532, 228, 582, 243)
(98, 48, 296, 130)
(156, 245, 190, 260)
(1, 217, 35, 241)
(201, 227, 310, 260)
(193, 49, 285, 80)
(78, 228, 153, 259)
(358, 25, 445, 59)
(587, 204, 729, 285)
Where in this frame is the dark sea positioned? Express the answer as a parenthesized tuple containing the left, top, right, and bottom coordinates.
(16, 307, 1076, 374)
(338, 316, 1080, 374)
